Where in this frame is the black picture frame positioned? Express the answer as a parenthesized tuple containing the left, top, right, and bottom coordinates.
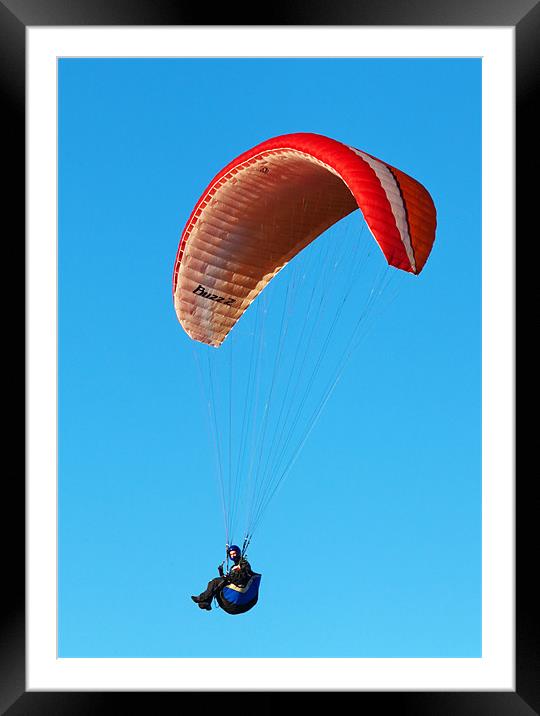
(9, 0, 530, 711)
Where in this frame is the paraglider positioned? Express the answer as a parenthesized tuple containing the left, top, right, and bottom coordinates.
(191, 545, 261, 614)
(173, 132, 437, 614)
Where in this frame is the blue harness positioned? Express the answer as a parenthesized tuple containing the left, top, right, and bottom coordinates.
(216, 573, 262, 615)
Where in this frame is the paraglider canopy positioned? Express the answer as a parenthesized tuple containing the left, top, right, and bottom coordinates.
(172, 132, 436, 347)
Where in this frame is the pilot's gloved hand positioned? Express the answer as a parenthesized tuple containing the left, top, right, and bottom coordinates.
(218, 562, 225, 577)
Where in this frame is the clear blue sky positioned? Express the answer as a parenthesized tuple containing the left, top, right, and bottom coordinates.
(58, 57, 481, 658)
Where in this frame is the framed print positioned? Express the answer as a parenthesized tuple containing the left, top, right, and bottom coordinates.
(6, 0, 531, 711)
